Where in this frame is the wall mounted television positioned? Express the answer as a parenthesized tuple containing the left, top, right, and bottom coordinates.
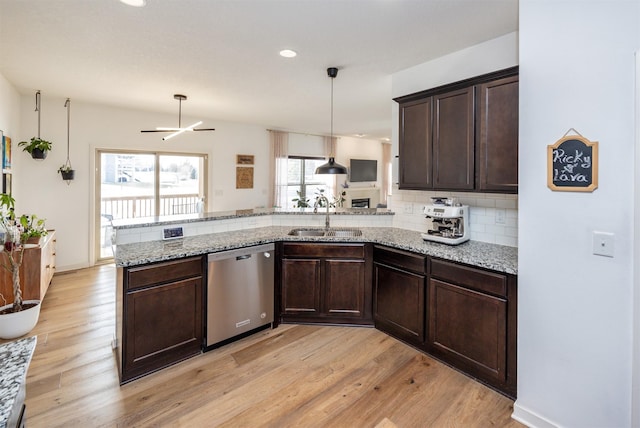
(349, 159, 377, 182)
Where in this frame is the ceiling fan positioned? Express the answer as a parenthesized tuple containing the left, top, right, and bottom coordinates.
(141, 94, 215, 140)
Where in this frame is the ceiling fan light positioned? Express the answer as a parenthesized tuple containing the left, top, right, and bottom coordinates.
(162, 121, 202, 141)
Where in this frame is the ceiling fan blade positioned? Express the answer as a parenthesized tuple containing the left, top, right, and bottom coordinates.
(193, 128, 216, 131)
(155, 127, 182, 131)
(141, 129, 172, 133)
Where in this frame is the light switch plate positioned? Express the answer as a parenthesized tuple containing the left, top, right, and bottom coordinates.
(592, 231, 614, 258)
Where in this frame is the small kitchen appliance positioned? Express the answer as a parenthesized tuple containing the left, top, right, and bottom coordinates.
(421, 198, 470, 245)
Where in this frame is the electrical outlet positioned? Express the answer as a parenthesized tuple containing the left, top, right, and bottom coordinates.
(592, 231, 614, 258)
(495, 209, 506, 225)
(403, 204, 414, 214)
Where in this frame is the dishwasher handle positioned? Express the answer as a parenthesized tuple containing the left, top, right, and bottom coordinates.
(207, 243, 275, 263)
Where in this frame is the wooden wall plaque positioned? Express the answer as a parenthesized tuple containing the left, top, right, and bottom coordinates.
(547, 134, 598, 192)
(236, 167, 253, 189)
(236, 154, 254, 165)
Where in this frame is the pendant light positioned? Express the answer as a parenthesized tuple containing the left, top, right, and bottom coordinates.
(315, 67, 347, 175)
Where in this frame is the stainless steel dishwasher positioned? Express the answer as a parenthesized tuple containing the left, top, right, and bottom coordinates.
(206, 243, 275, 349)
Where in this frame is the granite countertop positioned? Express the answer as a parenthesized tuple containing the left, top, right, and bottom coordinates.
(115, 226, 517, 274)
(0, 336, 37, 426)
(112, 207, 394, 229)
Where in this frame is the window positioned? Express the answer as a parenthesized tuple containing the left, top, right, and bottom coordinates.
(96, 150, 207, 260)
(286, 156, 334, 209)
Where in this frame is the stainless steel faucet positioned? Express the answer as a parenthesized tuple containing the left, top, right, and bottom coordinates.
(313, 195, 331, 230)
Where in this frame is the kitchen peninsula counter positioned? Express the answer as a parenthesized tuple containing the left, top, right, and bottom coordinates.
(114, 226, 517, 275)
(0, 336, 36, 427)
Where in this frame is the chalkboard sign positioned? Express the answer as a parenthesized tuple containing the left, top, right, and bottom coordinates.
(547, 135, 598, 192)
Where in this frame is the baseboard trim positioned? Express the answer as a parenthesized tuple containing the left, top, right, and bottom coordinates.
(512, 401, 559, 428)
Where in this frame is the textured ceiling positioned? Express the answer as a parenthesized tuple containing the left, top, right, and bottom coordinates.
(0, 0, 518, 140)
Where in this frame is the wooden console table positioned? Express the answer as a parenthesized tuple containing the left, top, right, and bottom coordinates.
(0, 230, 56, 305)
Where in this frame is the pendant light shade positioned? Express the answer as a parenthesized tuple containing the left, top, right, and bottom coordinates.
(316, 157, 347, 174)
(316, 67, 347, 175)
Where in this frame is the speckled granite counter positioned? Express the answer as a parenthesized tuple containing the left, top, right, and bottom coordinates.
(0, 336, 36, 428)
(115, 226, 517, 274)
(112, 207, 394, 230)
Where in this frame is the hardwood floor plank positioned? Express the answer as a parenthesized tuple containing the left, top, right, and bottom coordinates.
(0, 264, 523, 427)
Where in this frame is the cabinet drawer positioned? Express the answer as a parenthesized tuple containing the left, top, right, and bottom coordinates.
(373, 245, 426, 274)
(429, 259, 507, 297)
(127, 256, 203, 291)
(283, 243, 364, 259)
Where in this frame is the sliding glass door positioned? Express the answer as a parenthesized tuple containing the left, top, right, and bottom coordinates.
(97, 150, 207, 260)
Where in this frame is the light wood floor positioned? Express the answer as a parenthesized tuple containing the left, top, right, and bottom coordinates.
(3, 264, 524, 427)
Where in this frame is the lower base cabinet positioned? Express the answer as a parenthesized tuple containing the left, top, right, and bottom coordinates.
(278, 243, 373, 325)
(427, 258, 517, 398)
(373, 246, 426, 347)
(116, 256, 204, 383)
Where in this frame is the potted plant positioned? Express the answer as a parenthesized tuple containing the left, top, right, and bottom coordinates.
(18, 214, 47, 245)
(58, 164, 75, 181)
(0, 195, 42, 339)
(18, 137, 52, 159)
(292, 190, 310, 208)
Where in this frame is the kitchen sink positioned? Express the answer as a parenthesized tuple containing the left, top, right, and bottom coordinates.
(287, 228, 362, 237)
(288, 228, 326, 237)
(325, 228, 362, 237)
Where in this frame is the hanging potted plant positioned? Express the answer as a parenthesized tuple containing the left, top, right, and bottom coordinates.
(58, 164, 75, 181)
(58, 98, 75, 184)
(18, 137, 52, 160)
(19, 91, 53, 160)
(0, 194, 43, 339)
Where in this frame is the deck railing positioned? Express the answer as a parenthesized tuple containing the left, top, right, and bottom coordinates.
(100, 194, 201, 220)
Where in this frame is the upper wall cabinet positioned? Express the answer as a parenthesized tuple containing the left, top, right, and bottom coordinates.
(476, 75, 519, 192)
(395, 67, 519, 193)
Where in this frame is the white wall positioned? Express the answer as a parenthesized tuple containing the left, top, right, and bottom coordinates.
(14, 93, 270, 271)
(515, 1, 639, 427)
(0, 73, 21, 156)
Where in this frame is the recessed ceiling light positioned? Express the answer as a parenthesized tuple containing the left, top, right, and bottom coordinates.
(119, 0, 146, 7)
(355, 133, 365, 138)
(279, 49, 297, 58)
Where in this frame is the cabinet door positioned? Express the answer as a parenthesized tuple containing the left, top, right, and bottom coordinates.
(374, 262, 425, 346)
(427, 278, 507, 385)
(324, 259, 365, 318)
(123, 276, 203, 382)
(281, 258, 321, 315)
(477, 75, 519, 193)
(399, 98, 432, 189)
(432, 87, 475, 190)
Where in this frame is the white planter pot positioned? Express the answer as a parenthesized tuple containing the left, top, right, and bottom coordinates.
(0, 300, 41, 339)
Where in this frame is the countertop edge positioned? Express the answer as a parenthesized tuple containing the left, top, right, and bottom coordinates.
(115, 227, 517, 275)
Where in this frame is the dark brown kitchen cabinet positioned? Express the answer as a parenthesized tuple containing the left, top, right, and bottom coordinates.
(433, 87, 475, 190)
(117, 256, 204, 383)
(476, 75, 519, 192)
(278, 243, 372, 325)
(373, 245, 427, 347)
(395, 66, 518, 193)
(399, 98, 432, 189)
(427, 258, 517, 398)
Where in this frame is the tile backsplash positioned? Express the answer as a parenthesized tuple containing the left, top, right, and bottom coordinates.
(387, 188, 518, 247)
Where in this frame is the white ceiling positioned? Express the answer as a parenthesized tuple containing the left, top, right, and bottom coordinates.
(0, 0, 518, 141)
